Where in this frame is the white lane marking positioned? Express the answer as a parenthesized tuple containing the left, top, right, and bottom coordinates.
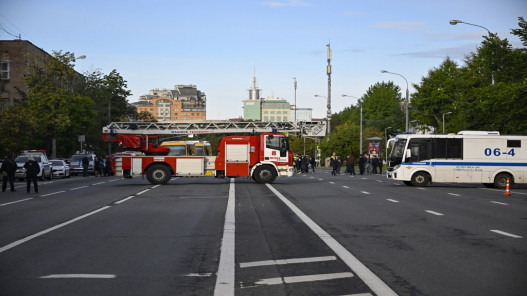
(376, 180, 383, 183)
(318, 179, 324, 181)
(70, 186, 88, 191)
(115, 196, 135, 204)
(92, 182, 106, 185)
(108, 179, 119, 182)
(39, 274, 115, 279)
(136, 189, 150, 195)
(214, 178, 235, 296)
(340, 293, 374, 296)
(360, 191, 370, 195)
(329, 182, 335, 184)
(425, 210, 444, 216)
(41, 191, 66, 197)
(0, 198, 33, 207)
(152, 185, 161, 189)
(482, 187, 527, 196)
(386, 199, 399, 203)
(310, 176, 315, 179)
(490, 230, 523, 238)
(240, 256, 336, 268)
(255, 272, 354, 285)
(266, 184, 398, 296)
(342, 186, 350, 189)
(490, 201, 508, 206)
(416, 188, 426, 190)
(0, 206, 111, 254)
(183, 273, 212, 277)
(447, 193, 460, 196)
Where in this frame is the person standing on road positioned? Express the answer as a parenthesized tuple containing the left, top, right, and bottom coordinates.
(94, 156, 100, 177)
(372, 155, 379, 174)
(82, 155, 89, 177)
(24, 156, 40, 193)
(104, 155, 112, 176)
(310, 155, 316, 173)
(1, 154, 17, 192)
(359, 154, 365, 175)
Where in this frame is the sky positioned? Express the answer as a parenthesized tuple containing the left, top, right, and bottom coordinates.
(1, 0, 526, 119)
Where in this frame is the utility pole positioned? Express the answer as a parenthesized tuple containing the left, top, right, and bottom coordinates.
(326, 43, 332, 135)
(293, 77, 297, 123)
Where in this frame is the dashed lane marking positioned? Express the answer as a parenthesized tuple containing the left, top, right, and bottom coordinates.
(70, 186, 89, 191)
(425, 210, 444, 216)
(41, 191, 65, 197)
(0, 198, 33, 207)
(386, 199, 399, 203)
(490, 230, 523, 238)
(39, 274, 115, 279)
(361, 191, 370, 195)
(490, 201, 508, 205)
(448, 193, 460, 196)
(255, 272, 354, 285)
(240, 256, 337, 268)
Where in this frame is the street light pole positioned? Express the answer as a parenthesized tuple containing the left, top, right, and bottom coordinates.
(326, 44, 332, 135)
(381, 70, 409, 132)
(450, 19, 494, 85)
(442, 111, 452, 133)
(342, 94, 362, 155)
(293, 77, 297, 123)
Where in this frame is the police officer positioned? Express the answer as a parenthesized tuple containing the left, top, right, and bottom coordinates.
(24, 156, 40, 193)
(1, 154, 17, 192)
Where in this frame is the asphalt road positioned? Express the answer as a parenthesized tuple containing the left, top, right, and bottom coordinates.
(1, 169, 526, 296)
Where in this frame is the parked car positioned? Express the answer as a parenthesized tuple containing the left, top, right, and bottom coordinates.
(51, 159, 70, 178)
(15, 150, 53, 181)
(69, 153, 96, 175)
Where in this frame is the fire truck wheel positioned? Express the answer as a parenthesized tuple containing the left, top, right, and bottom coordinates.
(253, 166, 277, 184)
(146, 164, 171, 185)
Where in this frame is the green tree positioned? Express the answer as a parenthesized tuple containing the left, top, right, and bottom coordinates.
(0, 103, 34, 155)
(411, 57, 466, 133)
(24, 51, 95, 158)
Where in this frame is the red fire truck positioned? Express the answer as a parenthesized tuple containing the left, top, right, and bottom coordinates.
(102, 121, 326, 184)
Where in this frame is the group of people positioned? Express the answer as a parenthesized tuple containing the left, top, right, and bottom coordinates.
(1, 154, 41, 193)
(82, 155, 112, 177)
(330, 152, 383, 176)
(1, 153, 114, 194)
(294, 155, 316, 173)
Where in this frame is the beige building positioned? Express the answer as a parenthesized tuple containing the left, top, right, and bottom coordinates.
(133, 85, 206, 121)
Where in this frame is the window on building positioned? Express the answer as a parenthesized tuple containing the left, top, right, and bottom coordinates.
(0, 61, 10, 80)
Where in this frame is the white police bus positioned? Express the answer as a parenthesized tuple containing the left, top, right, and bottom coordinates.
(386, 131, 527, 188)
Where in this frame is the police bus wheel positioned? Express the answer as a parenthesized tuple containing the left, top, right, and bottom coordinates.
(411, 172, 429, 187)
(253, 166, 277, 184)
(494, 173, 512, 189)
(146, 164, 171, 185)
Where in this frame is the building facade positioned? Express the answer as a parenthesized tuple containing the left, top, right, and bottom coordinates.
(0, 40, 52, 109)
(133, 85, 206, 121)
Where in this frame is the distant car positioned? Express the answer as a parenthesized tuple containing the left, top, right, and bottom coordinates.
(69, 153, 96, 176)
(51, 159, 70, 178)
(15, 152, 53, 181)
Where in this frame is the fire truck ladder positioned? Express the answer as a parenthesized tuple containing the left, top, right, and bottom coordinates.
(103, 121, 327, 137)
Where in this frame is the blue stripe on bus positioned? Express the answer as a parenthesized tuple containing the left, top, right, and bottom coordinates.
(403, 162, 527, 167)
